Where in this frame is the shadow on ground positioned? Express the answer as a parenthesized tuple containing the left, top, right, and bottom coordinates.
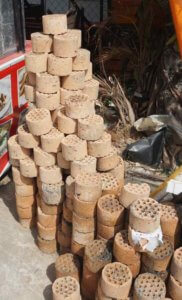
(43, 284, 52, 300)
(43, 263, 56, 299)
(46, 262, 56, 283)
(0, 175, 18, 221)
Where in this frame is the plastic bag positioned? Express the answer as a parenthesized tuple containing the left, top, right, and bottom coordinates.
(123, 130, 165, 166)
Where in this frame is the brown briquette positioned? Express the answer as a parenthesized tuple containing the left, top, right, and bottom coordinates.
(25, 84, 35, 102)
(81, 264, 100, 300)
(73, 195, 97, 218)
(41, 128, 64, 153)
(57, 107, 77, 134)
(61, 218, 72, 237)
(141, 263, 168, 282)
(97, 235, 114, 248)
(16, 194, 35, 209)
(48, 54, 72, 76)
(37, 194, 62, 215)
(72, 213, 95, 233)
(109, 157, 125, 187)
(39, 165, 62, 184)
(10, 158, 20, 167)
(36, 72, 59, 94)
(77, 114, 104, 141)
(61, 134, 87, 161)
(142, 239, 173, 272)
(67, 29, 82, 48)
(97, 194, 125, 226)
(168, 274, 182, 300)
(160, 203, 181, 248)
(70, 155, 96, 178)
(171, 247, 182, 283)
(31, 32, 52, 53)
(37, 235, 57, 254)
(57, 152, 71, 170)
(37, 205, 59, 228)
(113, 230, 141, 278)
(97, 222, 123, 241)
(37, 221, 57, 241)
(129, 197, 161, 233)
(12, 166, 33, 186)
(33, 146, 56, 167)
(133, 272, 166, 300)
(72, 48, 90, 71)
(75, 171, 102, 202)
(72, 228, 95, 245)
(65, 94, 95, 119)
(100, 173, 120, 196)
(26, 72, 36, 87)
(36, 90, 60, 111)
(83, 78, 99, 101)
(16, 203, 36, 219)
(17, 123, 39, 149)
(97, 280, 131, 300)
(8, 134, 30, 160)
(42, 14, 67, 35)
(57, 230, 71, 249)
(51, 104, 63, 126)
(26, 108, 52, 136)
(85, 62, 92, 81)
(15, 182, 36, 197)
(55, 253, 80, 281)
(52, 276, 80, 300)
(88, 132, 112, 158)
(20, 157, 38, 178)
(119, 182, 150, 209)
(42, 181, 65, 205)
(62, 71, 85, 91)
(97, 147, 120, 172)
(19, 217, 36, 229)
(84, 239, 112, 274)
(71, 240, 85, 257)
(65, 197, 73, 212)
(101, 262, 132, 298)
(60, 88, 82, 105)
(54, 32, 78, 58)
(25, 52, 47, 73)
(63, 202, 72, 223)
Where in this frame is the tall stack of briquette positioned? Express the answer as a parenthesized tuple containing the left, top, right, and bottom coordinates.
(8, 14, 124, 255)
(8, 13, 182, 300)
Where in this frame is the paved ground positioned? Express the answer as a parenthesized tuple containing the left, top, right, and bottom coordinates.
(0, 174, 58, 300)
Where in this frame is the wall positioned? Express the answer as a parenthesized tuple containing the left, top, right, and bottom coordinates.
(27, 0, 108, 22)
(0, 0, 17, 57)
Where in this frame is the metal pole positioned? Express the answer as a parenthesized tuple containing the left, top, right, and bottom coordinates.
(20, 0, 26, 50)
(108, 0, 112, 16)
(100, 0, 104, 21)
(13, 0, 25, 52)
(41, 0, 47, 14)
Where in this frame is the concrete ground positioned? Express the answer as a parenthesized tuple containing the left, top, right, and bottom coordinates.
(0, 175, 58, 300)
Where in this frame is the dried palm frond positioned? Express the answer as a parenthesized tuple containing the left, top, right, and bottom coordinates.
(90, 0, 171, 117)
(96, 75, 135, 126)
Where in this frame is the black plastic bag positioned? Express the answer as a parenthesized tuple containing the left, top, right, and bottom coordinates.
(123, 130, 165, 166)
